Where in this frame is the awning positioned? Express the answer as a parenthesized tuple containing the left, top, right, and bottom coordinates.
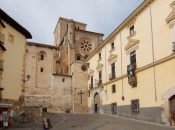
(0, 103, 12, 108)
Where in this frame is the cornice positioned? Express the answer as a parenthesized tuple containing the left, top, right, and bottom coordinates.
(107, 54, 117, 62)
(166, 8, 175, 23)
(125, 39, 140, 51)
(88, 69, 94, 75)
(96, 63, 103, 70)
(86, 0, 155, 61)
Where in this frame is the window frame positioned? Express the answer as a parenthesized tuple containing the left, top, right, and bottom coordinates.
(8, 32, 14, 43)
(131, 99, 140, 113)
(130, 50, 136, 65)
(112, 84, 116, 93)
(111, 42, 114, 50)
(111, 102, 117, 114)
(130, 25, 134, 35)
(40, 67, 44, 73)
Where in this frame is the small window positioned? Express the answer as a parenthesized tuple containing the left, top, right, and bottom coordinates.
(40, 67, 44, 72)
(89, 91, 90, 97)
(62, 78, 65, 82)
(131, 99, 139, 113)
(77, 55, 81, 60)
(8, 33, 14, 43)
(111, 103, 117, 114)
(112, 84, 116, 93)
(130, 25, 134, 35)
(99, 53, 101, 59)
(111, 42, 114, 50)
(41, 55, 44, 60)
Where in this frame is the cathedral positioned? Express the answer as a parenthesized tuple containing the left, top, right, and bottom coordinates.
(24, 17, 104, 113)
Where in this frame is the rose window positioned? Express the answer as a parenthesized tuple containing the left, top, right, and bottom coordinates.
(80, 40, 92, 53)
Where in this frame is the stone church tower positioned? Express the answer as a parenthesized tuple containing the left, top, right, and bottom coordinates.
(24, 17, 103, 113)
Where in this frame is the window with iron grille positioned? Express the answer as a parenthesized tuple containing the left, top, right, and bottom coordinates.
(111, 42, 114, 50)
(130, 50, 136, 65)
(130, 25, 134, 35)
(131, 99, 139, 113)
(112, 84, 116, 93)
(111, 103, 117, 114)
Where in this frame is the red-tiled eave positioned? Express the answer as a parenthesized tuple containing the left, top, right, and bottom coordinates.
(0, 8, 32, 39)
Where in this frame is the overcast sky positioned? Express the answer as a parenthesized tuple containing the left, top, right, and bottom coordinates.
(1, 0, 144, 45)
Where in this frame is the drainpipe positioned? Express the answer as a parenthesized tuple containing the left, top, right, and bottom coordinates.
(120, 33, 124, 98)
(105, 45, 108, 100)
(150, 6, 157, 102)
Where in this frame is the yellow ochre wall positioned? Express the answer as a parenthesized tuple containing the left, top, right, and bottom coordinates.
(88, 0, 175, 109)
(1, 21, 26, 100)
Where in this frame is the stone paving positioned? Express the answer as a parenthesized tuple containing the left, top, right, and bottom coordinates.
(6, 112, 63, 130)
(3, 113, 175, 130)
(52, 113, 175, 130)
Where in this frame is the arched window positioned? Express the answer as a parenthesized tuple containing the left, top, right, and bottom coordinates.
(38, 51, 46, 61)
(76, 54, 82, 61)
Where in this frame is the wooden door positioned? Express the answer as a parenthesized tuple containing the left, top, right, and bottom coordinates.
(170, 95, 175, 120)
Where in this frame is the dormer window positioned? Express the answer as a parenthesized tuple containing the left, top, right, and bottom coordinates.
(130, 25, 134, 35)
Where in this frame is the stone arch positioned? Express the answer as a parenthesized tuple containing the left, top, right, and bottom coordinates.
(161, 86, 175, 126)
(94, 92, 100, 113)
(162, 86, 175, 100)
(38, 51, 47, 61)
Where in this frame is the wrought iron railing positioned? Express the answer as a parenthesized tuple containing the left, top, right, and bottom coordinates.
(95, 79, 102, 85)
(109, 72, 115, 80)
(0, 32, 5, 44)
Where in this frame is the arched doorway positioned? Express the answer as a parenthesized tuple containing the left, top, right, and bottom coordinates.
(170, 95, 175, 121)
(94, 93, 100, 113)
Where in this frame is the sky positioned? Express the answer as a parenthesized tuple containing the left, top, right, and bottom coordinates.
(0, 0, 144, 45)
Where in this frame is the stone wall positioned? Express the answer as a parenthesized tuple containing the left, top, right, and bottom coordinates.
(21, 106, 42, 123)
(50, 75, 72, 112)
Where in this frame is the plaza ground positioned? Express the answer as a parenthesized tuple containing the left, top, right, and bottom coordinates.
(6, 112, 175, 130)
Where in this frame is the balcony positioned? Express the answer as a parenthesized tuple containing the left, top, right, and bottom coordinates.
(95, 79, 102, 86)
(172, 41, 175, 52)
(109, 72, 116, 80)
(0, 32, 5, 44)
(89, 83, 93, 88)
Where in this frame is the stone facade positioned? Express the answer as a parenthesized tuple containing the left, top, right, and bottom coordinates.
(25, 17, 104, 113)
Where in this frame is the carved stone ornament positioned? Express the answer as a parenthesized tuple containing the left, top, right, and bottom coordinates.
(80, 39, 92, 53)
(107, 54, 117, 62)
(166, 8, 175, 23)
(125, 39, 139, 51)
(88, 69, 94, 75)
(96, 63, 103, 70)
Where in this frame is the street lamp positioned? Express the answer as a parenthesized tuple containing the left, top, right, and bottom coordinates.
(22, 75, 30, 83)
